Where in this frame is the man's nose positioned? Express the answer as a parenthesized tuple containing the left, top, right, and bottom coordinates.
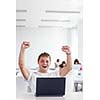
(43, 61, 47, 64)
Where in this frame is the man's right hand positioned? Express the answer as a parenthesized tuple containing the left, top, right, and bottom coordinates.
(21, 41, 30, 49)
(19, 41, 30, 80)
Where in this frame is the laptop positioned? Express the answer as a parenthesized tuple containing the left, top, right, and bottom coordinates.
(36, 77, 66, 96)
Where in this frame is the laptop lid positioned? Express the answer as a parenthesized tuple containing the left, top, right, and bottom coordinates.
(36, 77, 66, 96)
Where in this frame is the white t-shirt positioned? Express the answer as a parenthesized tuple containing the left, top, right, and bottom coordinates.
(26, 70, 59, 94)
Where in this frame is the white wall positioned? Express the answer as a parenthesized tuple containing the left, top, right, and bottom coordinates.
(16, 24, 83, 69)
(65, 25, 83, 64)
(16, 28, 70, 68)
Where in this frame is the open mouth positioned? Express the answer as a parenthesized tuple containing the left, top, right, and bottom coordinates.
(42, 66, 47, 68)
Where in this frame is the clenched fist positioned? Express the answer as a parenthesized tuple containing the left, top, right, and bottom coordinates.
(21, 41, 30, 49)
(62, 46, 71, 55)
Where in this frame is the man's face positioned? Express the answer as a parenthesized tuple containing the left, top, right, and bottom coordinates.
(38, 56, 51, 72)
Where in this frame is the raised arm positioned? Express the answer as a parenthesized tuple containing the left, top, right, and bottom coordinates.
(18, 41, 30, 80)
(59, 46, 72, 76)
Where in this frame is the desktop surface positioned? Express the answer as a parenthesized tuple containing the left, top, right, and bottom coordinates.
(16, 92, 83, 100)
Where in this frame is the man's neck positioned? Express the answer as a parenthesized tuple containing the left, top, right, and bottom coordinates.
(38, 69, 47, 73)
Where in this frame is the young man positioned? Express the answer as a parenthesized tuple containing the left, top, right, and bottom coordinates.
(18, 41, 72, 92)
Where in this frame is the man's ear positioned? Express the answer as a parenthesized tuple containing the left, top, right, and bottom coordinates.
(49, 61, 51, 65)
(37, 60, 39, 64)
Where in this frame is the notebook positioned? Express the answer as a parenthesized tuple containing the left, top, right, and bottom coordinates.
(36, 77, 66, 96)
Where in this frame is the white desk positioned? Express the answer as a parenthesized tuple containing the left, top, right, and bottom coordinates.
(16, 71, 83, 100)
(16, 92, 83, 100)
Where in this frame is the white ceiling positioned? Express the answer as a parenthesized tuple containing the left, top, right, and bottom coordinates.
(16, 0, 82, 29)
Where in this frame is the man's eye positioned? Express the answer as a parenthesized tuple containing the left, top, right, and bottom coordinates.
(46, 61, 48, 63)
(41, 60, 44, 63)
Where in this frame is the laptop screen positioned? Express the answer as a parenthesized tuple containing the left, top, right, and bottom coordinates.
(36, 77, 66, 96)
